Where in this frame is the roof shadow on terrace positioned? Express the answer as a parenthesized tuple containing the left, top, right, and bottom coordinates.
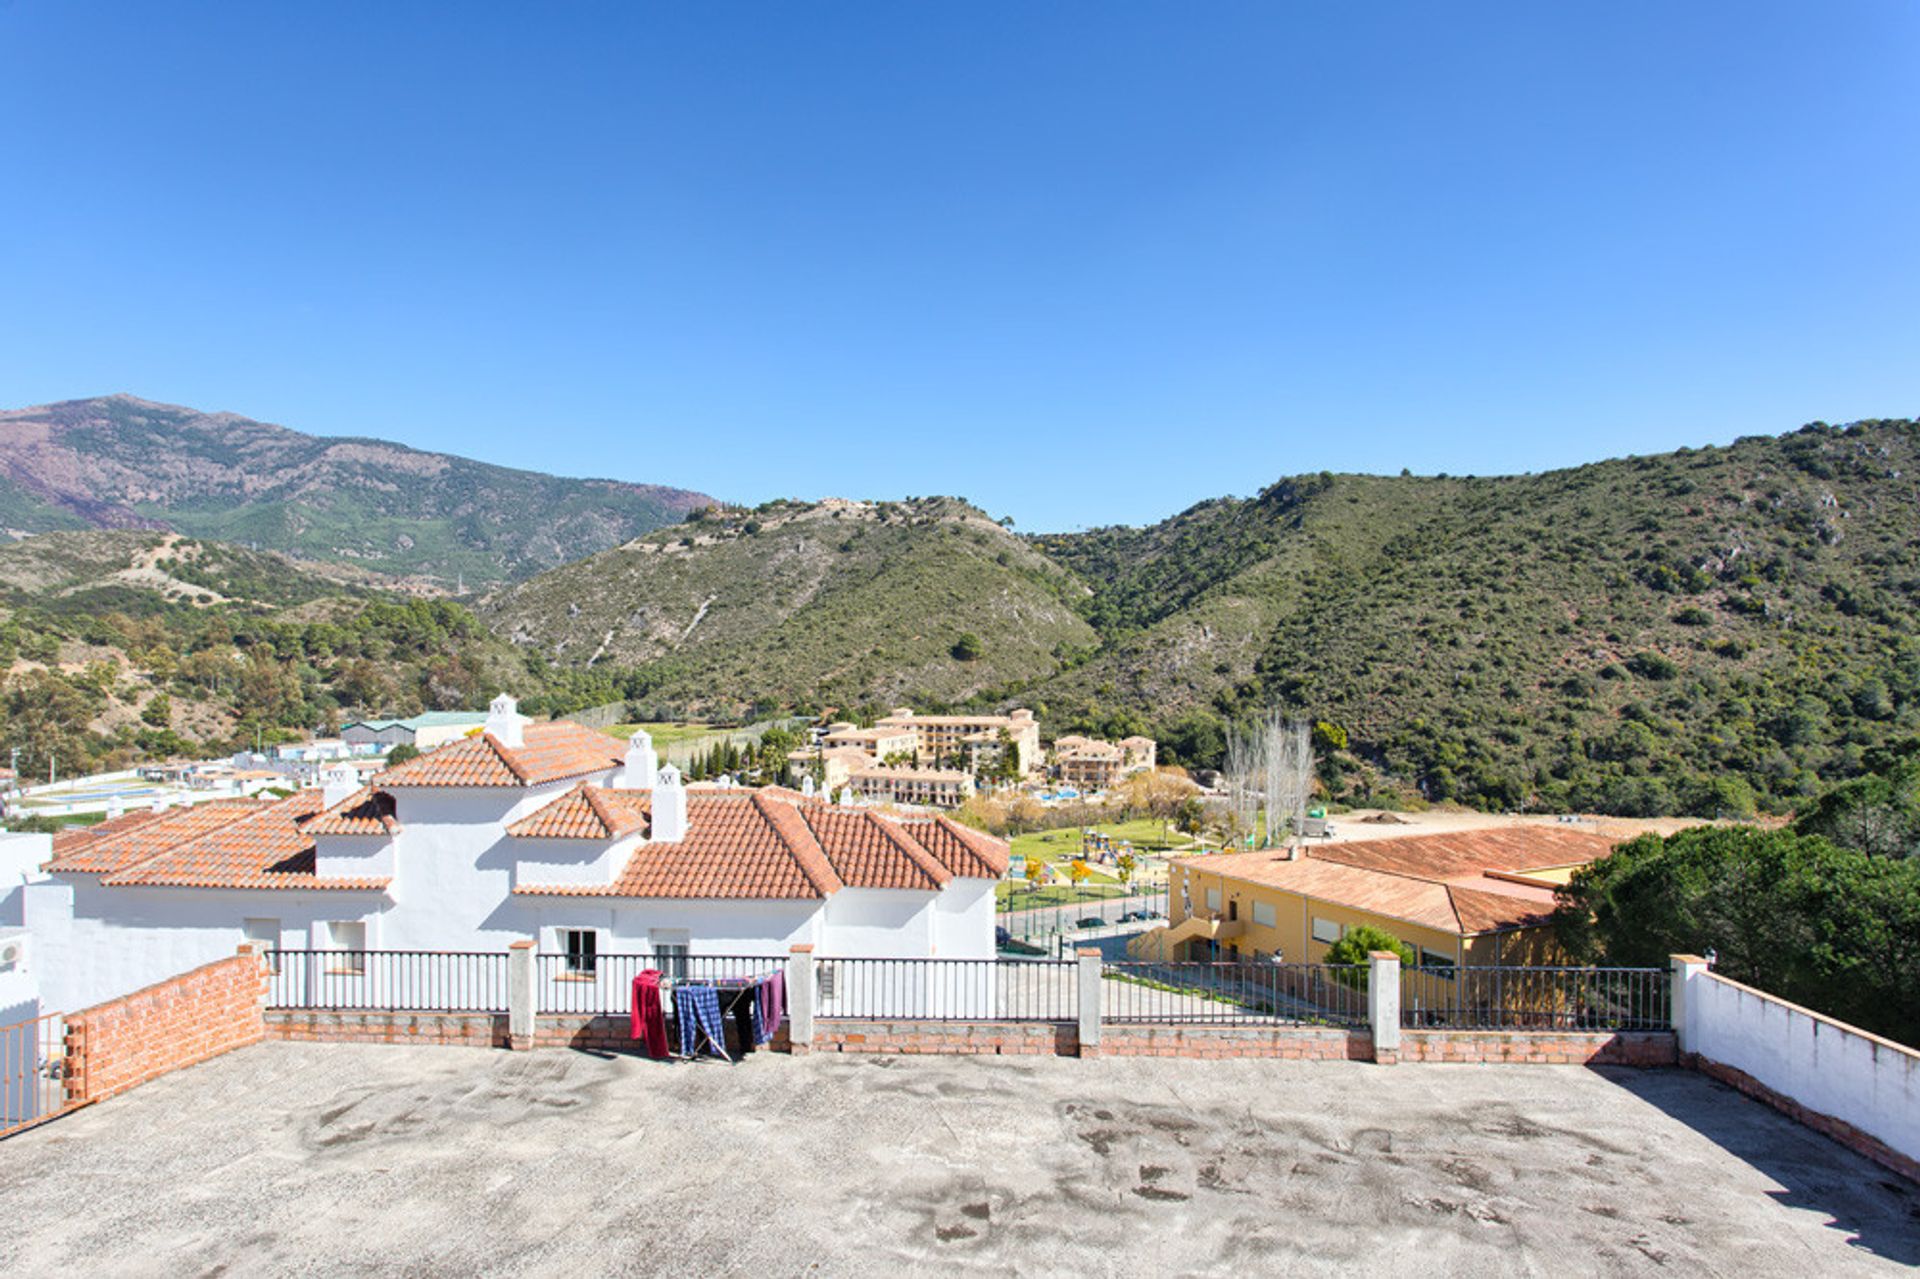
(1590, 1065, 1920, 1268)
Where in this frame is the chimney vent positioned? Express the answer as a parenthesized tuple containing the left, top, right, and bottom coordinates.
(651, 765, 688, 842)
(486, 693, 525, 749)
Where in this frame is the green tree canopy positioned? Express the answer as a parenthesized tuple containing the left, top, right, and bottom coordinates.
(1552, 825, 1920, 1045)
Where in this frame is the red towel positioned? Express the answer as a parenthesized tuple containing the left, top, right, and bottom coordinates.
(631, 969, 669, 1059)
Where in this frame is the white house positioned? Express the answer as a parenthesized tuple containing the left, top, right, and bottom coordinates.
(23, 696, 1009, 1016)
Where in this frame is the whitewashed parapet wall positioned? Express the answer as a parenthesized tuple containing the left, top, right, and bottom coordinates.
(1675, 958, 1918, 1176)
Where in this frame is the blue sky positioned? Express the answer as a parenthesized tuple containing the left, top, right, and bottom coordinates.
(2, 4, 1915, 531)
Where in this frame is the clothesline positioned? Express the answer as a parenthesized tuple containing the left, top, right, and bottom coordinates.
(630, 968, 787, 1063)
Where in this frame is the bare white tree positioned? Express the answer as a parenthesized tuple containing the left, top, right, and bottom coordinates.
(1226, 710, 1315, 849)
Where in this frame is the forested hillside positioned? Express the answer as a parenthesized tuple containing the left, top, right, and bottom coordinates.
(10, 418, 1920, 821)
(0, 395, 713, 587)
(1033, 420, 1920, 816)
(479, 497, 1097, 719)
(0, 532, 622, 778)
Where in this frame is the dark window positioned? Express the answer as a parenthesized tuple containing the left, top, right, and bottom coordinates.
(564, 929, 598, 975)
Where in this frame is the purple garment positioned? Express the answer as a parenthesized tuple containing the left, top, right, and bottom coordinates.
(757, 971, 786, 1044)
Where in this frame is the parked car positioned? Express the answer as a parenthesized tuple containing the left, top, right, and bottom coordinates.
(1076, 916, 1106, 929)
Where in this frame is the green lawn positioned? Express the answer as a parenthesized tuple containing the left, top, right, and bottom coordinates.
(1009, 818, 1192, 866)
(997, 818, 1196, 905)
(997, 881, 1133, 908)
(607, 722, 716, 747)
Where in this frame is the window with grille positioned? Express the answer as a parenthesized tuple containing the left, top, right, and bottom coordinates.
(564, 929, 598, 976)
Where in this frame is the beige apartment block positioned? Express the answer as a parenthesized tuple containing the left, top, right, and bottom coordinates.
(849, 764, 977, 809)
(786, 745, 874, 794)
(874, 708, 1041, 776)
(1052, 733, 1157, 791)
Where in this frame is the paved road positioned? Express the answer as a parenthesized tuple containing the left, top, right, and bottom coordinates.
(1, 1042, 1913, 1274)
(999, 892, 1166, 936)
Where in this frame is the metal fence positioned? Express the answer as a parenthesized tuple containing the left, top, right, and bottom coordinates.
(537, 953, 784, 1016)
(1101, 962, 1370, 1027)
(265, 950, 511, 1012)
(998, 885, 1169, 944)
(0, 1012, 81, 1139)
(1401, 966, 1670, 1031)
(817, 957, 1078, 1022)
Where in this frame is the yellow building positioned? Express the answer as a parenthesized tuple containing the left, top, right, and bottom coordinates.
(1136, 827, 1618, 973)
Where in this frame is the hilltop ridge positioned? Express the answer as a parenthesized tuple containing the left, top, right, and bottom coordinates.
(0, 395, 715, 587)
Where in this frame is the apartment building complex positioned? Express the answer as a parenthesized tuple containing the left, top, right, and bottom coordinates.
(1051, 734, 1157, 791)
(874, 708, 1041, 776)
(848, 765, 976, 808)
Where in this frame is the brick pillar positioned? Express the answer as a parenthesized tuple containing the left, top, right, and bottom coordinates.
(507, 939, 536, 1050)
(787, 944, 815, 1054)
(1368, 950, 1402, 1065)
(1671, 953, 1709, 1059)
(1076, 948, 1103, 1058)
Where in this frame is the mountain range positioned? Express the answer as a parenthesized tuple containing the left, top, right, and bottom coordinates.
(5, 394, 1919, 818)
(0, 395, 714, 587)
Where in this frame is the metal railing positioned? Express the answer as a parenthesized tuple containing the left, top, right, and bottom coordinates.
(998, 886, 1169, 943)
(265, 950, 511, 1012)
(817, 957, 1078, 1022)
(1101, 962, 1369, 1027)
(1400, 966, 1670, 1031)
(0, 1012, 82, 1139)
(536, 953, 784, 1015)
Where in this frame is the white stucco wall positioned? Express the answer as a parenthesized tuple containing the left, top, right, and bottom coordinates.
(0, 833, 51, 928)
(819, 889, 937, 957)
(1683, 967, 1919, 1168)
(512, 834, 637, 889)
(24, 877, 384, 1014)
(19, 773, 1003, 1015)
(931, 879, 997, 960)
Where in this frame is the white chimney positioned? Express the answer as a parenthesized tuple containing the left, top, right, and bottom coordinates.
(106, 797, 125, 821)
(800, 775, 816, 798)
(619, 729, 658, 790)
(321, 765, 359, 810)
(486, 693, 525, 749)
(651, 765, 688, 843)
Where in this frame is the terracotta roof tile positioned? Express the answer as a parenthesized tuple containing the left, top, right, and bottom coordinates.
(46, 802, 260, 874)
(1201, 827, 1619, 937)
(1311, 827, 1616, 879)
(99, 791, 388, 892)
(901, 815, 1012, 880)
(801, 806, 950, 890)
(506, 785, 650, 840)
(306, 788, 401, 837)
(511, 785, 1005, 900)
(374, 722, 624, 789)
(572, 792, 844, 899)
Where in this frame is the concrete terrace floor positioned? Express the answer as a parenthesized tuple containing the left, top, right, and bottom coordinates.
(1, 1044, 1915, 1277)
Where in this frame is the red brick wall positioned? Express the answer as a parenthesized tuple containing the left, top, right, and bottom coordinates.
(1096, 1026, 1372, 1060)
(529, 1013, 787, 1054)
(266, 1010, 507, 1049)
(812, 1020, 1078, 1056)
(1400, 1030, 1676, 1066)
(67, 949, 268, 1103)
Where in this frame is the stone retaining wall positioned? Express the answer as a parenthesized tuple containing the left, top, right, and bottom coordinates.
(1400, 1030, 1676, 1067)
(266, 1010, 507, 1049)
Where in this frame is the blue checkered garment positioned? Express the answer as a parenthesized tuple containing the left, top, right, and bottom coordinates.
(674, 984, 731, 1061)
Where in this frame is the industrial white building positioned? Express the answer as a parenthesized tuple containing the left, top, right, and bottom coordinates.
(19, 697, 1008, 1015)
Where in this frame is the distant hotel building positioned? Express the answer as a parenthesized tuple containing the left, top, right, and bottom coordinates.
(1051, 734, 1157, 791)
(849, 765, 976, 809)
